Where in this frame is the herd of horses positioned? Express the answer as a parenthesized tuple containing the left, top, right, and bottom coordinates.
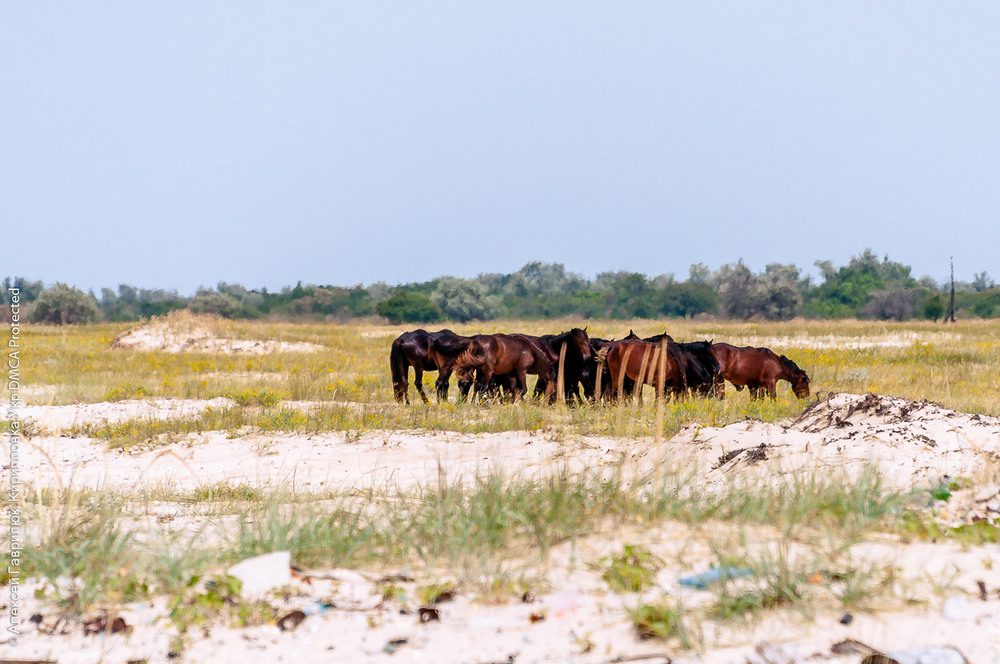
(389, 327, 811, 405)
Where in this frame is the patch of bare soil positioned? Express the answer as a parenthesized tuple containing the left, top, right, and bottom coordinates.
(111, 311, 323, 354)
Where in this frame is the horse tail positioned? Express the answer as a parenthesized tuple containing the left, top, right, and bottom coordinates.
(596, 347, 609, 366)
(389, 340, 408, 402)
(668, 343, 688, 392)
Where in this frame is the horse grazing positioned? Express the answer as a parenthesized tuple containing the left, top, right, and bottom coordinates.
(439, 333, 556, 403)
(390, 329, 463, 403)
(604, 339, 687, 402)
(524, 328, 593, 402)
(709, 343, 810, 399)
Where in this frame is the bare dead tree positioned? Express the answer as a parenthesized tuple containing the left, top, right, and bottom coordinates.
(945, 256, 957, 323)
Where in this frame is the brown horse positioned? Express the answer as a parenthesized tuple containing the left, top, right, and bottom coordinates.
(444, 333, 556, 403)
(709, 343, 810, 399)
(604, 339, 686, 402)
(389, 329, 462, 403)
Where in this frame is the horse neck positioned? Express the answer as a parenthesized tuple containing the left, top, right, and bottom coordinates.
(775, 361, 797, 382)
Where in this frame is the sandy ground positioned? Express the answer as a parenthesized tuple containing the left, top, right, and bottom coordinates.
(706, 332, 965, 350)
(8, 530, 1000, 664)
(8, 393, 1000, 663)
(110, 314, 323, 354)
(20, 393, 1000, 495)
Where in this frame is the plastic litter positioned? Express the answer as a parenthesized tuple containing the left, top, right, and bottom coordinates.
(227, 551, 291, 597)
(277, 601, 333, 631)
(678, 566, 753, 590)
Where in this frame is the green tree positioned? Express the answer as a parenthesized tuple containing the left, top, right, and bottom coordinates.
(920, 292, 945, 321)
(29, 283, 99, 324)
(431, 277, 501, 322)
(807, 250, 915, 317)
(376, 291, 442, 323)
(715, 260, 757, 319)
(753, 263, 803, 320)
(188, 292, 241, 318)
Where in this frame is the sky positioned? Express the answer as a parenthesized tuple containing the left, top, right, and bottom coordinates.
(3, 1, 999, 293)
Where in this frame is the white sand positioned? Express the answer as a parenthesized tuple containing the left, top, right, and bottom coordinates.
(8, 393, 1000, 663)
(705, 331, 964, 350)
(20, 393, 1000, 495)
(110, 314, 323, 354)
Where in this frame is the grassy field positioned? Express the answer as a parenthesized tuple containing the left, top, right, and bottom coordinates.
(15, 317, 1000, 445)
(8, 317, 1000, 658)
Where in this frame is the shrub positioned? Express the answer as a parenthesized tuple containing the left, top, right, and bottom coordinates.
(376, 290, 442, 323)
(188, 292, 241, 318)
(29, 283, 99, 325)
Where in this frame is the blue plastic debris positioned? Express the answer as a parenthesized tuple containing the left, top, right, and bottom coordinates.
(678, 566, 754, 590)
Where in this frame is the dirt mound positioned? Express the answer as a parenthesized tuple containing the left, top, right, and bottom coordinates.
(670, 392, 1000, 491)
(111, 311, 323, 354)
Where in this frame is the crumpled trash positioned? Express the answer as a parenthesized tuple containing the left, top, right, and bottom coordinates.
(277, 601, 334, 631)
(227, 551, 291, 597)
(678, 566, 754, 590)
(82, 613, 131, 636)
(384, 638, 409, 655)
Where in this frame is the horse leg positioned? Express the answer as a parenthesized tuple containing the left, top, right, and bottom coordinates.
(534, 377, 548, 400)
(766, 380, 777, 399)
(392, 362, 409, 404)
(413, 367, 429, 404)
(514, 368, 530, 402)
(436, 369, 451, 402)
(457, 371, 474, 402)
(477, 367, 495, 401)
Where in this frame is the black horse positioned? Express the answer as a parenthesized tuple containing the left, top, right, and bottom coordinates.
(675, 341, 721, 397)
(524, 328, 593, 402)
(389, 329, 463, 403)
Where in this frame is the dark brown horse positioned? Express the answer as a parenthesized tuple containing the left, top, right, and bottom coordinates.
(709, 343, 810, 399)
(523, 328, 593, 402)
(389, 329, 463, 403)
(442, 333, 556, 403)
(581, 337, 614, 401)
(676, 341, 721, 397)
(604, 339, 687, 402)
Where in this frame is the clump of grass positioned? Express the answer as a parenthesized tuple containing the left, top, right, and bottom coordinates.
(599, 544, 663, 593)
(187, 482, 263, 503)
(708, 547, 805, 622)
(416, 581, 457, 605)
(630, 601, 694, 646)
(103, 384, 149, 402)
(256, 407, 309, 430)
(899, 511, 1000, 545)
(226, 387, 282, 407)
(167, 574, 276, 652)
(72, 406, 248, 449)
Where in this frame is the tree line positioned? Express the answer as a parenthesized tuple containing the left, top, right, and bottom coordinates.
(4, 250, 998, 325)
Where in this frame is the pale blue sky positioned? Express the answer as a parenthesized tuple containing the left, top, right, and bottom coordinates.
(3, 2, 998, 292)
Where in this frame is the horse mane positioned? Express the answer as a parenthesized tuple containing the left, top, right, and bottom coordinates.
(779, 354, 804, 376)
(432, 337, 473, 357)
